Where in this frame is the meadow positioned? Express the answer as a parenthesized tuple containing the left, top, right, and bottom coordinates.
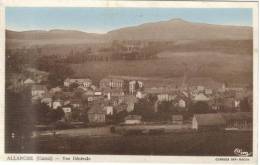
(10, 131, 252, 156)
(70, 51, 253, 85)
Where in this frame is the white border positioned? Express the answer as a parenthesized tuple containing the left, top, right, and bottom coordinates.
(0, 1, 258, 164)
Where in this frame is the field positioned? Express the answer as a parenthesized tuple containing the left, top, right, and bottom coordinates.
(70, 51, 253, 85)
(7, 130, 252, 156)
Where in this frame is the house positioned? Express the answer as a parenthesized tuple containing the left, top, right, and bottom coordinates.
(222, 98, 237, 110)
(64, 78, 92, 88)
(87, 96, 94, 102)
(90, 85, 97, 91)
(41, 96, 52, 107)
(61, 92, 74, 99)
(23, 78, 35, 86)
(6, 73, 25, 91)
(136, 91, 145, 99)
(234, 100, 240, 109)
(87, 104, 106, 123)
(31, 85, 48, 100)
(168, 94, 177, 101)
(100, 78, 124, 89)
(52, 100, 63, 109)
(220, 112, 252, 130)
(73, 87, 86, 97)
(205, 89, 213, 95)
(103, 88, 124, 98)
(50, 87, 62, 93)
(63, 100, 71, 106)
(124, 115, 142, 125)
(193, 93, 210, 102)
(83, 90, 95, 96)
(172, 115, 183, 125)
(225, 83, 247, 92)
(115, 103, 128, 113)
(62, 106, 72, 121)
(70, 99, 82, 108)
(178, 99, 186, 108)
(25, 68, 49, 83)
(158, 93, 169, 102)
(104, 106, 113, 115)
(94, 91, 102, 96)
(81, 91, 94, 102)
(210, 99, 222, 111)
(77, 86, 88, 91)
(129, 80, 144, 94)
(197, 86, 205, 92)
(192, 113, 226, 131)
(123, 95, 138, 112)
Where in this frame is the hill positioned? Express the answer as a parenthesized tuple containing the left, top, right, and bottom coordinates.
(106, 18, 252, 41)
(6, 29, 101, 40)
(6, 18, 253, 47)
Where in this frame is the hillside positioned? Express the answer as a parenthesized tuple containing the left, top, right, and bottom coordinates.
(106, 19, 252, 41)
(6, 29, 101, 40)
(6, 18, 253, 48)
(6, 19, 253, 85)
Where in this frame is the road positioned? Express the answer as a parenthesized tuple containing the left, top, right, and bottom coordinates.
(32, 126, 115, 138)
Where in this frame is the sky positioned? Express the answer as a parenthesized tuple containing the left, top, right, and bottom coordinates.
(6, 7, 252, 33)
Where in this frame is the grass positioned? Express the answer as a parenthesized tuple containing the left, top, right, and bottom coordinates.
(9, 131, 253, 156)
(70, 52, 252, 85)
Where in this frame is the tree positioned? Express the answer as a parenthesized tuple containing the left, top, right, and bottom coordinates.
(123, 80, 129, 94)
(147, 94, 157, 103)
(189, 101, 211, 114)
(135, 81, 139, 90)
(157, 101, 175, 121)
(133, 98, 155, 121)
(48, 64, 74, 87)
(69, 82, 79, 90)
(33, 102, 51, 124)
(71, 109, 81, 121)
(5, 88, 34, 152)
(47, 107, 65, 123)
(240, 97, 251, 112)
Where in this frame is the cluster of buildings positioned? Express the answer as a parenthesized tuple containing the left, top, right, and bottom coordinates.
(192, 112, 252, 131)
(11, 68, 253, 131)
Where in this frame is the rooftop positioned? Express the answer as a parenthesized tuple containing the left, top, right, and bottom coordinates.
(31, 85, 47, 91)
(125, 115, 142, 120)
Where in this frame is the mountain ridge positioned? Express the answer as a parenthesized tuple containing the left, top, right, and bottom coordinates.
(6, 18, 253, 44)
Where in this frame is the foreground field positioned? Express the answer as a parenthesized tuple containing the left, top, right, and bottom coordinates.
(71, 52, 252, 85)
(8, 130, 252, 156)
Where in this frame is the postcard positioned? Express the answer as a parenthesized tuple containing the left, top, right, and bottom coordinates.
(0, 0, 258, 164)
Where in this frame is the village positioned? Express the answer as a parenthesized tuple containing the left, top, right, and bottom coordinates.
(4, 5, 256, 156)
(7, 64, 253, 137)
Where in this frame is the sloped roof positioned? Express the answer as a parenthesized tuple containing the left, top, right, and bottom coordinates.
(31, 85, 47, 91)
(125, 115, 142, 120)
(194, 113, 226, 126)
(65, 78, 92, 82)
(100, 78, 124, 83)
(24, 78, 35, 84)
(193, 93, 210, 101)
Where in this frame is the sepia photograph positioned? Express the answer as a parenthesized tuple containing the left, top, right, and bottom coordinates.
(2, 0, 258, 163)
